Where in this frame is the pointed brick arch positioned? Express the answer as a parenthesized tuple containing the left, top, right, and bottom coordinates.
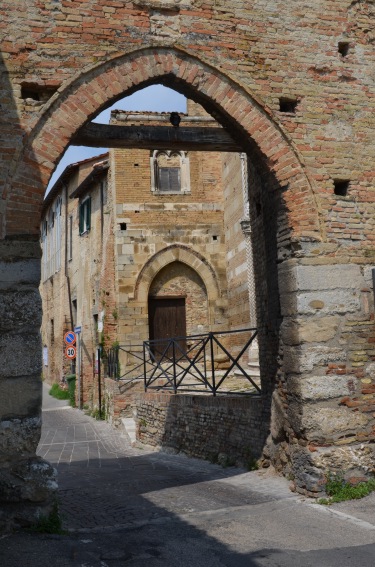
(134, 245, 220, 305)
(8, 46, 321, 240)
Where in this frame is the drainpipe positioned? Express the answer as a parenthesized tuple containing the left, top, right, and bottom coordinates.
(64, 182, 74, 329)
(64, 183, 75, 379)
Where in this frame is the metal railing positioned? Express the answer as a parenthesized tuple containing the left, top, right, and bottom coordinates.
(106, 343, 145, 386)
(106, 328, 260, 396)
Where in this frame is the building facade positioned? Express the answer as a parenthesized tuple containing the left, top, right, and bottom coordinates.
(40, 101, 252, 410)
(2, 1, 375, 522)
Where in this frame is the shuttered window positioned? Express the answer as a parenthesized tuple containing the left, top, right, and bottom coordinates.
(157, 167, 181, 192)
(79, 197, 91, 235)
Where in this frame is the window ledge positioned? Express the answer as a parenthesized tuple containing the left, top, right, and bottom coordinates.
(153, 190, 191, 195)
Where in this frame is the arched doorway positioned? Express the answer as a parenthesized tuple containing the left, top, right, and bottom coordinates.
(2, 46, 325, 522)
(148, 261, 209, 359)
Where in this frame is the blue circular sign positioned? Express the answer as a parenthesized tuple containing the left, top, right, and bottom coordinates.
(64, 331, 76, 345)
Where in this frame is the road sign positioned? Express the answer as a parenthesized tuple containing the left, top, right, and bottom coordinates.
(64, 331, 76, 345)
(74, 326, 82, 335)
(65, 346, 77, 359)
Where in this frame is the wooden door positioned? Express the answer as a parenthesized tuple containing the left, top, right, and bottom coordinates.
(148, 297, 186, 360)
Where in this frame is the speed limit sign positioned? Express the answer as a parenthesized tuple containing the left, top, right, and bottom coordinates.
(65, 346, 76, 359)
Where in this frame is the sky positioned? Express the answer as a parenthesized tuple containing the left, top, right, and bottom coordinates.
(46, 85, 187, 193)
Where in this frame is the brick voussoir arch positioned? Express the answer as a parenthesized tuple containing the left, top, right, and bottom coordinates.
(9, 46, 322, 239)
(134, 245, 221, 304)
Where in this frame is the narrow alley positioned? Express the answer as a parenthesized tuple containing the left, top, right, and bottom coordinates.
(1, 383, 375, 566)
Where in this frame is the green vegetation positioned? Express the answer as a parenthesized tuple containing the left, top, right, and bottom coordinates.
(49, 378, 76, 407)
(49, 383, 70, 401)
(84, 405, 106, 421)
(28, 501, 66, 534)
(65, 374, 76, 407)
(318, 473, 375, 505)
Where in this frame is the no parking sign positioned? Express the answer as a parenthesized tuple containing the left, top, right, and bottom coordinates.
(64, 331, 76, 345)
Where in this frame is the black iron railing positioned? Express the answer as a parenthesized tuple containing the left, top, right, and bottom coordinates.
(106, 328, 260, 396)
(106, 343, 145, 384)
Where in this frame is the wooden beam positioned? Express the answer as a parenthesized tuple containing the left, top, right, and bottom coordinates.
(71, 123, 242, 152)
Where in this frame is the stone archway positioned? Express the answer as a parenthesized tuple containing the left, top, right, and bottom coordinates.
(135, 244, 221, 304)
(134, 245, 224, 335)
(3, 43, 367, 526)
(5, 47, 321, 239)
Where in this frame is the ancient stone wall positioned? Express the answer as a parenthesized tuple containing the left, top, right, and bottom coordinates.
(1, 0, 375, 522)
(135, 392, 267, 469)
(0, 239, 57, 530)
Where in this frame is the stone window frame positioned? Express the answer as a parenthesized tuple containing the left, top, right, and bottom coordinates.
(150, 150, 191, 194)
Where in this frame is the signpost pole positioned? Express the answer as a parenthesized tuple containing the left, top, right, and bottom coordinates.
(74, 327, 82, 409)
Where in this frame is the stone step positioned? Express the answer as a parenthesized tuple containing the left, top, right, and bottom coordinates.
(121, 417, 137, 445)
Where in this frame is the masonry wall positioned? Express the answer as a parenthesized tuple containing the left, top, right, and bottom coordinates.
(222, 153, 249, 329)
(112, 108, 229, 347)
(135, 392, 267, 469)
(1, 0, 375, 522)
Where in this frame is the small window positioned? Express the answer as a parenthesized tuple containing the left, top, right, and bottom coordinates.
(158, 167, 181, 192)
(79, 197, 91, 235)
(150, 150, 190, 194)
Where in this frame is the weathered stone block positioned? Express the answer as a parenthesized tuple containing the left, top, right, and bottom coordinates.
(0, 260, 40, 289)
(312, 444, 375, 475)
(0, 376, 41, 419)
(0, 240, 41, 261)
(0, 416, 41, 457)
(281, 315, 340, 345)
(280, 290, 361, 316)
(283, 345, 347, 374)
(295, 406, 369, 441)
(0, 457, 57, 503)
(288, 375, 355, 401)
(0, 290, 42, 332)
(0, 333, 41, 378)
(278, 263, 364, 295)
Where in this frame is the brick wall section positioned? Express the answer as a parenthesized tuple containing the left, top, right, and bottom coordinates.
(112, 110, 229, 346)
(135, 392, 268, 468)
(1, 0, 375, 514)
(103, 377, 144, 428)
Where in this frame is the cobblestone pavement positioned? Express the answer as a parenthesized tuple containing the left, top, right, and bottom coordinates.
(1, 384, 375, 566)
(38, 394, 288, 531)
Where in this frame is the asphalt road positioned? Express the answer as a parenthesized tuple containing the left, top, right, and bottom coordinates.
(1, 382, 374, 566)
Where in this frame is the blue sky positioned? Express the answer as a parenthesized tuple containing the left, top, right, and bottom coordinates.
(46, 85, 186, 192)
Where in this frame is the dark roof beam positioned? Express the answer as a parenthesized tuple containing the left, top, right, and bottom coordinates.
(71, 123, 242, 153)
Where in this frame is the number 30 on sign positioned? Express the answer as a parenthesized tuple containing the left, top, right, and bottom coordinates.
(65, 346, 76, 359)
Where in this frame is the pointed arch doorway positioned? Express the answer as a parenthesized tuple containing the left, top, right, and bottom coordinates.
(147, 260, 209, 360)
(148, 296, 187, 360)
